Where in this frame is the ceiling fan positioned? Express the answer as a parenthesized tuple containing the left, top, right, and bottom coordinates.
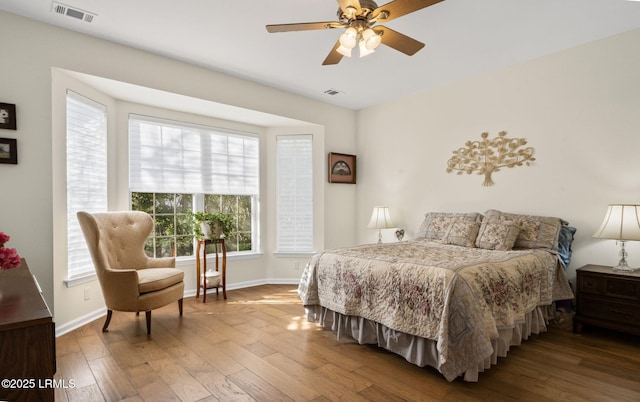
(266, 0, 444, 65)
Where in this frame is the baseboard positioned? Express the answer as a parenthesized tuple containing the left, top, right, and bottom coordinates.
(55, 280, 301, 337)
(55, 306, 107, 337)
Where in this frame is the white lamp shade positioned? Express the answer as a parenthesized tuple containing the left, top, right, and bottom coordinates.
(358, 40, 375, 58)
(337, 44, 352, 57)
(593, 204, 640, 240)
(368, 206, 393, 229)
(339, 27, 358, 49)
(362, 28, 381, 50)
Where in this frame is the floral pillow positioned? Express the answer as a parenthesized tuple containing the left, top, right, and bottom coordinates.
(443, 221, 481, 247)
(475, 218, 520, 251)
(484, 209, 564, 250)
(417, 212, 483, 242)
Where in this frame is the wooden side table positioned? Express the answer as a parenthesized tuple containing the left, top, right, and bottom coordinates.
(573, 264, 640, 335)
(195, 238, 227, 302)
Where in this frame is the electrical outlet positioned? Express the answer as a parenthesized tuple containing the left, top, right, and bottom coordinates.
(293, 261, 300, 271)
(84, 287, 90, 301)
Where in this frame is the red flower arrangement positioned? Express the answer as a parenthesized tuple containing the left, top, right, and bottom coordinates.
(0, 232, 21, 270)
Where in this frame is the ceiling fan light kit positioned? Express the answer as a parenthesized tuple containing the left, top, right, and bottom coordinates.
(337, 26, 381, 58)
(266, 0, 445, 65)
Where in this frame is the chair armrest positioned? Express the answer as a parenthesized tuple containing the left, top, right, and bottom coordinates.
(145, 256, 176, 269)
(100, 269, 140, 310)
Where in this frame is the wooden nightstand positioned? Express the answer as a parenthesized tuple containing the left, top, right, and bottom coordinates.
(573, 264, 640, 335)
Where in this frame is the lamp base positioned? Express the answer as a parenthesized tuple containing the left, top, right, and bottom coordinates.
(612, 240, 636, 272)
(613, 262, 637, 273)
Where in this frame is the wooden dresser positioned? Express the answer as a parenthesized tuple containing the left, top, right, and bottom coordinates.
(0, 259, 56, 402)
(573, 264, 640, 335)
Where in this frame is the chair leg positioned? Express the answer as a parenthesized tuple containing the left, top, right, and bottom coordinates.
(178, 298, 183, 316)
(102, 310, 113, 332)
(145, 311, 152, 335)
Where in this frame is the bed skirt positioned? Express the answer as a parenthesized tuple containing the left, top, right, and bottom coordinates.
(304, 304, 557, 382)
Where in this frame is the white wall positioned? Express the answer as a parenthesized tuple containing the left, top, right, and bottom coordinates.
(0, 11, 357, 333)
(356, 28, 640, 281)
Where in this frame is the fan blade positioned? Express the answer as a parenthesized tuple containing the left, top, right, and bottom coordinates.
(373, 0, 444, 23)
(323, 41, 345, 65)
(266, 21, 342, 33)
(337, 0, 362, 15)
(375, 26, 425, 55)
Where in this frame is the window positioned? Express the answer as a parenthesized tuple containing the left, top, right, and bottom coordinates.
(66, 91, 108, 279)
(129, 115, 259, 257)
(204, 194, 253, 252)
(131, 192, 193, 257)
(276, 135, 313, 253)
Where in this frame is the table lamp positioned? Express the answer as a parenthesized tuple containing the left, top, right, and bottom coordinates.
(592, 204, 640, 272)
(368, 206, 393, 244)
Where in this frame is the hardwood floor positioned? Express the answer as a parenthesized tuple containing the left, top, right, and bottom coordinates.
(54, 285, 640, 402)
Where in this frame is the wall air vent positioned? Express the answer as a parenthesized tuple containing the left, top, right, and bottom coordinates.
(51, 2, 97, 23)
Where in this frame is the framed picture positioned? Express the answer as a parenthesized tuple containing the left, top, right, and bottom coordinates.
(0, 138, 17, 164)
(328, 152, 356, 184)
(0, 103, 17, 130)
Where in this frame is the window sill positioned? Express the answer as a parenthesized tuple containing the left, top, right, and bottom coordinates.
(64, 272, 97, 288)
(176, 251, 264, 266)
(63, 253, 264, 288)
(65, 253, 266, 286)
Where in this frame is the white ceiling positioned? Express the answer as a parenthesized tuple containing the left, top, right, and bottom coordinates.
(2, 0, 640, 110)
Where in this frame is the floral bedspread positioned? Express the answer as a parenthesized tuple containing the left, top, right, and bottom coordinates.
(298, 239, 573, 381)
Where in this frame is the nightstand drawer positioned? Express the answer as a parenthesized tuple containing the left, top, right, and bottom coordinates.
(578, 295, 640, 323)
(605, 278, 639, 300)
(578, 273, 640, 300)
(577, 274, 604, 295)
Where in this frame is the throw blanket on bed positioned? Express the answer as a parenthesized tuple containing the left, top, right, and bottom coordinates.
(298, 239, 574, 381)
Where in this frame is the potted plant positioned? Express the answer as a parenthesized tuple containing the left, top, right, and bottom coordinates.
(189, 211, 234, 240)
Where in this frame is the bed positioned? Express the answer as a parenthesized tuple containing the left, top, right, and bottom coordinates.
(298, 209, 575, 382)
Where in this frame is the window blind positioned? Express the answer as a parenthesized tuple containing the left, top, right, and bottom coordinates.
(276, 135, 313, 252)
(129, 115, 259, 195)
(66, 91, 108, 279)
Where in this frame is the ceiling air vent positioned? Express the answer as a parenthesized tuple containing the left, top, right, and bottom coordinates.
(52, 2, 97, 23)
(324, 88, 344, 96)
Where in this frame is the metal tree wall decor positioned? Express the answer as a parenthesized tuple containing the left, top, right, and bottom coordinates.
(446, 131, 535, 187)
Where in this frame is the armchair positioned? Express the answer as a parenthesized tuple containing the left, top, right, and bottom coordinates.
(77, 211, 184, 335)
